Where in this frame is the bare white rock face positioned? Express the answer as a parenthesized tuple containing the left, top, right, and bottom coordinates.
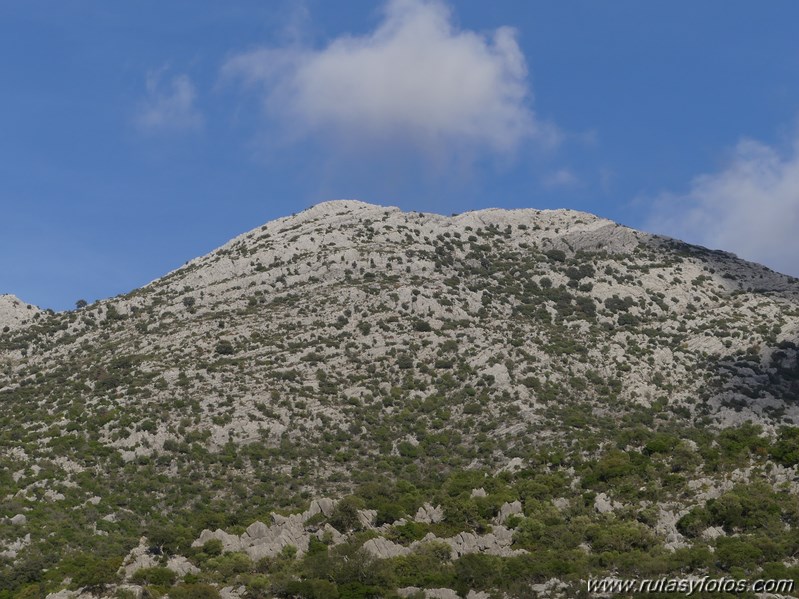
(0, 294, 40, 331)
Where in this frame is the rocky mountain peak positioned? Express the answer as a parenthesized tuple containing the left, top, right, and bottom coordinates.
(0, 294, 39, 331)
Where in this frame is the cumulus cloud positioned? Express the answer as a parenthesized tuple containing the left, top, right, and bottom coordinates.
(222, 0, 553, 153)
(647, 132, 799, 276)
(136, 71, 203, 132)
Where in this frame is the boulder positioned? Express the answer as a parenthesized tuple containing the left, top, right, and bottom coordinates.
(496, 500, 522, 524)
(309, 498, 335, 518)
(166, 555, 199, 577)
(245, 521, 269, 539)
(362, 537, 412, 559)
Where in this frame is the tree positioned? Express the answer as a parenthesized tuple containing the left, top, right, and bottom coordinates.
(330, 496, 365, 532)
(67, 554, 121, 590)
(75, 299, 88, 310)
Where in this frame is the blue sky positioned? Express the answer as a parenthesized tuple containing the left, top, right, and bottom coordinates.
(3, 1, 799, 310)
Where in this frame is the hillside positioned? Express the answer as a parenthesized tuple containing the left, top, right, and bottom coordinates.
(2, 200, 799, 598)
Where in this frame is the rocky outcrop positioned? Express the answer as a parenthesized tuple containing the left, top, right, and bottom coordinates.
(120, 538, 159, 579)
(0, 533, 30, 559)
(593, 493, 618, 514)
(166, 555, 200, 577)
(0, 294, 39, 332)
(362, 525, 524, 560)
(414, 503, 444, 524)
(193, 498, 344, 561)
(495, 500, 523, 524)
(363, 537, 412, 559)
(441, 525, 524, 558)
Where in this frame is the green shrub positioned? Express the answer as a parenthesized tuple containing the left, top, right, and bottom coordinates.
(169, 583, 220, 599)
(412, 320, 432, 332)
(330, 496, 365, 532)
(66, 554, 121, 589)
(130, 566, 176, 586)
(715, 536, 763, 571)
(207, 551, 252, 579)
(397, 355, 414, 369)
(215, 339, 235, 355)
(281, 579, 339, 599)
(202, 539, 224, 557)
(770, 426, 799, 466)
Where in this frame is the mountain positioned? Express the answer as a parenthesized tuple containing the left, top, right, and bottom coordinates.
(2, 200, 799, 598)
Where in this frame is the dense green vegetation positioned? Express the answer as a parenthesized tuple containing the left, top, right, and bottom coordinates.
(3, 422, 799, 597)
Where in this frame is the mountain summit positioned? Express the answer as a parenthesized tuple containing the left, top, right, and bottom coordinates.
(2, 201, 799, 597)
(0, 294, 40, 332)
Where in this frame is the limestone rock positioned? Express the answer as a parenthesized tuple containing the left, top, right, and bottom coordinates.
(496, 500, 523, 524)
(357, 508, 377, 529)
(498, 457, 524, 473)
(552, 497, 570, 511)
(594, 493, 617, 514)
(0, 294, 40, 331)
(193, 528, 243, 552)
(413, 503, 444, 524)
(0, 533, 30, 559)
(362, 537, 412, 559)
(316, 523, 346, 546)
(309, 498, 335, 518)
(120, 538, 158, 580)
(166, 555, 199, 577)
(656, 507, 689, 550)
(245, 521, 269, 539)
(445, 526, 523, 558)
(702, 526, 726, 540)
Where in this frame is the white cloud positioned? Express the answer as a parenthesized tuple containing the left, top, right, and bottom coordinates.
(136, 71, 203, 132)
(543, 168, 579, 189)
(647, 131, 799, 276)
(222, 0, 553, 153)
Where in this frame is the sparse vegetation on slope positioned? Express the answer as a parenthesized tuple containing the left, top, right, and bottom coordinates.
(1, 201, 799, 597)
